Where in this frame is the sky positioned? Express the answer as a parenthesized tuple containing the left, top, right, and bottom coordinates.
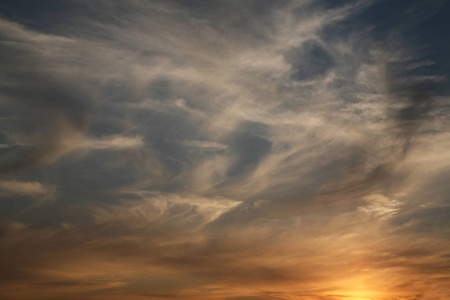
(0, 0, 449, 299)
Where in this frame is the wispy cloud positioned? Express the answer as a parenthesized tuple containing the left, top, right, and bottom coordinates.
(0, 179, 56, 211)
(0, 0, 449, 299)
(179, 140, 228, 151)
(358, 194, 402, 219)
(0, 179, 55, 198)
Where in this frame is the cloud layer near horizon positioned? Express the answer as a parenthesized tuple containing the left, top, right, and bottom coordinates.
(0, 1, 449, 299)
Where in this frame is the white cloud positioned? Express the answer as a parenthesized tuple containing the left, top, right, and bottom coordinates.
(93, 192, 241, 228)
(358, 194, 402, 219)
(78, 135, 144, 150)
(180, 140, 228, 151)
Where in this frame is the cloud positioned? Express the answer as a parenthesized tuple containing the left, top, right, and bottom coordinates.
(358, 193, 402, 219)
(0, 19, 90, 174)
(0, 1, 449, 300)
(0, 179, 55, 198)
(93, 192, 241, 228)
(76, 135, 144, 150)
(179, 140, 228, 151)
(0, 179, 56, 210)
(0, 188, 448, 300)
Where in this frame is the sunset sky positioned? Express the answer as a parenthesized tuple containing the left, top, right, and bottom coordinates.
(0, 1, 449, 299)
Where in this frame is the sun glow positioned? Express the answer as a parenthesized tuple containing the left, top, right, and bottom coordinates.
(331, 292, 376, 300)
(331, 278, 381, 300)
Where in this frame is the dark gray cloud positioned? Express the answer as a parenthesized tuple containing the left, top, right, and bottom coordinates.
(0, 23, 90, 174)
